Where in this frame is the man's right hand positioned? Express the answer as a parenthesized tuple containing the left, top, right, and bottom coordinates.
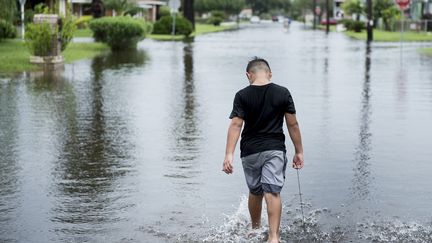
(292, 153, 304, 169)
(222, 154, 234, 174)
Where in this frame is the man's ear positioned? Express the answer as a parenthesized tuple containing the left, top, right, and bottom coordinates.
(268, 72, 273, 80)
(246, 72, 252, 80)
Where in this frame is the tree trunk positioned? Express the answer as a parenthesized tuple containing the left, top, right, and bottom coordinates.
(182, 0, 195, 29)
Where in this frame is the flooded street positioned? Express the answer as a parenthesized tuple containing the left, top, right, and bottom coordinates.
(1, 22, 432, 242)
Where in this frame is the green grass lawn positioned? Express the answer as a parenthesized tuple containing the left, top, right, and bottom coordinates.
(63, 42, 109, 63)
(419, 48, 432, 55)
(345, 30, 432, 42)
(0, 39, 109, 73)
(144, 23, 239, 41)
(194, 23, 238, 35)
(75, 23, 238, 41)
(73, 28, 93, 38)
(318, 25, 337, 32)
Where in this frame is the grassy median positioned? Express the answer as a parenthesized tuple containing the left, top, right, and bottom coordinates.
(74, 23, 239, 41)
(148, 24, 238, 40)
(419, 48, 432, 56)
(0, 39, 109, 73)
(345, 30, 432, 42)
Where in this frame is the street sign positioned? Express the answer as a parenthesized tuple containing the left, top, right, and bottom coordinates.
(168, 0, 181, 12)
(395, 0, 410, 10)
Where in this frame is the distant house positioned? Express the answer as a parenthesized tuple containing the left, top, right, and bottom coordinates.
(26, 0, 166, 21)
(136, 0, 166, 21)
(239, 8, 252, 19)
(25, 0, 68, 15)
(410, 0, 432, 20)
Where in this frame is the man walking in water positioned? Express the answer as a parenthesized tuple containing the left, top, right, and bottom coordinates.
(222, 57, 304, 243)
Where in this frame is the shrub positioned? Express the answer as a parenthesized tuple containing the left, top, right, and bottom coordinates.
(89, 16, 147, 51)
(0, 0, 17, 23)
(0, 19, 16, 40)
(24, 9, 35, 24)
(152, 15, 193, 36)
(340, 19, 365, 32)
(158, 6, 171, 18)
(207, 16, 223, 26)
(60, 17, 76, 51)
(211, 10, 225, 19)
(207, 10, 225, 26)
(25, 23, 54, 56)
(74, 15, 93, 29)
(34, 3, 50, 14)
(259, 13, 272, 20)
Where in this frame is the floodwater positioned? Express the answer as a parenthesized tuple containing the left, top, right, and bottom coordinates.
(1, 22, 432, 242)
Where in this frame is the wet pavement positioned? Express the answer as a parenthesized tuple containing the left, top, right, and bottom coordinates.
(1, 22, 432, 242)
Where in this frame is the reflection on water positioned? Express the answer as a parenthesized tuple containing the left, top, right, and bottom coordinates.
(165, 42, 202, 182)
(351, 43, 373, 202)
(51, 52, 140, 241)
(0, 80, 20, 242)
(90, 50, 148, 71)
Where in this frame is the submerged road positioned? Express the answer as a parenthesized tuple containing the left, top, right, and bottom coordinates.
(1, 22, 432, 242)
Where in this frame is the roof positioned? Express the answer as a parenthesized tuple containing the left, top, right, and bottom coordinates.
(136, 0, 166, 5)
(70, 0, 166, 5)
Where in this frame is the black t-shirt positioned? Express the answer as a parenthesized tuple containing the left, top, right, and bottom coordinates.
(229, 83, 296, 158)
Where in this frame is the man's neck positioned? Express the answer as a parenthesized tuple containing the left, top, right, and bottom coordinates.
(250, 79, 271, 86)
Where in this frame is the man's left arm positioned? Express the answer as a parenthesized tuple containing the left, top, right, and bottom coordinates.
(285, 113, 304, 169)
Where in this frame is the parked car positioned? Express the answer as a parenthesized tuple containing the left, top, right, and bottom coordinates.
(250, 16, 261, 24)
(320, 18, 338, 25)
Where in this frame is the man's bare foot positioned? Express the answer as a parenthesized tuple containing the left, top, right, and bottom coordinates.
(267, 235, 279, 243)
(267, 239, 279, 243)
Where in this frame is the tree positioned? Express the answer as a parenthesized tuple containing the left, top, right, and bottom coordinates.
(290, 0, 312, 21)
(0, 0, 17, 23)
(246, 0, 291, 15)
(194, 0, 245, 15)
(343, 0, 363, 20)
(373, 0, 399, 30)
(103, 0, 140, 16)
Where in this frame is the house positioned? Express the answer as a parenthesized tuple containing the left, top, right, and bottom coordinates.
(136, 0, 166, 21)
(410, 0, 432, 20)
(70, 0, 166, 21)
(25, 0, 166, 21)
(239, 8, 252, 19)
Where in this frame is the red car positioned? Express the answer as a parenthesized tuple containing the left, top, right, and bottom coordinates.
(320, 18, 338, 25)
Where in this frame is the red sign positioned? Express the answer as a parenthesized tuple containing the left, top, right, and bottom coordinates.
(395, 0, 410, 10)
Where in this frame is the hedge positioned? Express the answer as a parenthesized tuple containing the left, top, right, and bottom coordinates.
(89, 16, 148, 51)
(339, 19, 365, 32)
(152, 15, 193, 36)
(0, 19, 16, 40)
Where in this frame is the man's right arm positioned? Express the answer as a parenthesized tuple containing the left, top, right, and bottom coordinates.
(285, 113, 304, 169)
(222, 117, 244, 174)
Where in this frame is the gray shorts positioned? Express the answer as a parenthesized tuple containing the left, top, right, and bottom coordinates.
(241, 150, 288, 195)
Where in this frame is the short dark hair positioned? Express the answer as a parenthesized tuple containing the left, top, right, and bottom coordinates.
(246, 57, 271, 73)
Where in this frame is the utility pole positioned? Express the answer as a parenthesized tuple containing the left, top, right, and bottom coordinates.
(313, 0, 317, 29)
(366, 0, 373, 41)
(326, 0, 330, 33)
(182, 0, 195, 30)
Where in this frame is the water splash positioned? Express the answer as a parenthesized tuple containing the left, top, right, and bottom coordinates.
(142, 196, 432, 243)
(357, 220, 432, 243)
(203, 196, 269, 243)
